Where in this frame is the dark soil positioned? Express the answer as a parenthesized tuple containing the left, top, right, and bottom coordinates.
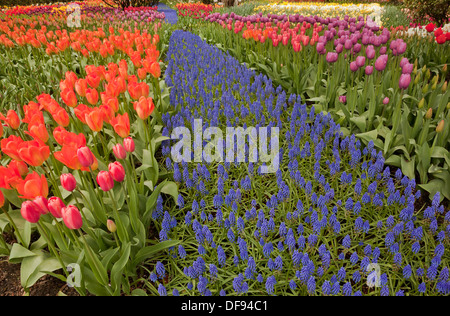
(0, 259, 79, 296)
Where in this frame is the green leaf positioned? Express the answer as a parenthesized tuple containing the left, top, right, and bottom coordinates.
(9, 243, 36, 263)
(111, 242, 131, 296)
(132, 240, 180, 266)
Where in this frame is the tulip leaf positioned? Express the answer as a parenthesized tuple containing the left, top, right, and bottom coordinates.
(111, 242, 131, 296)
(132, 239, 180, 266)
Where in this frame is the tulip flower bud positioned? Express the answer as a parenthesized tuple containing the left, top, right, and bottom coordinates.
(123, 137, 135, 153)
(108, 161, 125, 182)
(383, 97, 389, 105)
(442, 81, 447, 93)
(21, 201, 41, 223)
(422, 84, 429, 94)
(431, 81, 437, 90)
(48, 196, 65, 218)
(414, 72, 421, 84)
(107, 219, 117, 233)
(60, 173, 77, 191)
(113, 143, 127, 159)
(443, 64, 448, 74)
(33, 196, 49, 215)
(62, 205, 83, 230)
(77, 146, 95, 168)
(447, 102, 450, 110)
(418, 98, 425, 109)
(436, 120, 445, 133)
(425, 108, 433, 119)
(0, 190, 4, 208)
(97, 171, 114, 191)
(425, 69, 431, 80)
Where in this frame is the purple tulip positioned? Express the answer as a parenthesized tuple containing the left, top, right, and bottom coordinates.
(356, 56, 366, 68)
(339, 96, 347, 103)
(336, 43, 343, 54)
(326, 52, 339, 63)
(399, 74, 411, 90)
(400, 57, 409, 68)
(366, 45, 375, 59)
(353, 43, 361, 53)
(344, 39, 353, 50)
(365, 65, 374, 75)
(350, 61, 358, 72)
(402, 63, 414, 74)
(375, 54, 388, 72)
(379, 46, 387, 54)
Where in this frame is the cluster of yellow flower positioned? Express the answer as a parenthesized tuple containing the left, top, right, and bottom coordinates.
(254, 2, 383, 21)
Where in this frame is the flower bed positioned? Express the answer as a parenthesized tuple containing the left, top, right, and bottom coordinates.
(254, 2, 383, 23)
(149, 30, 450, 296)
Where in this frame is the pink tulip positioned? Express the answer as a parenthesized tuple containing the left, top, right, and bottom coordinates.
(108, 161, 125, 182)
(123, 137, 135, 153)
(77, 146, 95, 168)
(113, 143, 127, 159)
(62, 205, 83, 229)
(60, 173, 77, 191)
(21, 201, 41, 223)
(365, 65, 374, 75)
(97, 171, 114, 191)
(33, 196, 49, 215)
(48, 196, 65, 218)
(383, 97, 390, 105)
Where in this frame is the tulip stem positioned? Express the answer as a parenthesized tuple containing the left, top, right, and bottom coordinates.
(37, 222, 68, 276)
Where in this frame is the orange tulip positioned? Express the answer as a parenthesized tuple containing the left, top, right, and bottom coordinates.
(53, 126, 86, 148)
(85, 107, 104, 132)
(110, 112, 130, 138)
(16, 171, 48, 199)
(75, 78, 87, 97)
(17, 140, 50, 166)
(86, 72, 101, 89)
(61, 88, 78, 108)
(74, 104, 90, 124)
(51, 107, 70, 127)
(85, 88, 99, 105)
(1, 135, 24, 161)
(149, 61, 161, 78)
(0, 166, 21, 190)
(26, 121, 49, 143)
(133, 96, 154, 120)
(9, 160, 28, 177)
(3, 110, 20, 129)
